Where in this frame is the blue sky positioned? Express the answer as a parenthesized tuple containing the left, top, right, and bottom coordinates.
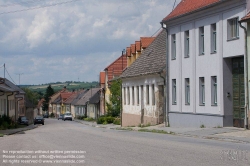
(0, 0, 180, 85)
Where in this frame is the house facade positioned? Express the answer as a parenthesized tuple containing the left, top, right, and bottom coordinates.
(120, 30, 165, 127)
(162, 0, 249, 128)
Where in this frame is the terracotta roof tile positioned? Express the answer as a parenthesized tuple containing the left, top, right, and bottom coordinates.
(120, 29, 166, 78)
(163, 0, 220, 22)
(241, 12, 250, 22)
(104, 54, 127, 82)
(126, 47, 131, 57)
(61, 92, 74, 102)
(135, 41, 141, 52)
(131, 44, 136, 54)
(100, 72, 105, 84)
(140, 37, 155, 48)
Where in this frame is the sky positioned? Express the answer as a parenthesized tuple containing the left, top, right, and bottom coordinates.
(0, 0, 181, 85)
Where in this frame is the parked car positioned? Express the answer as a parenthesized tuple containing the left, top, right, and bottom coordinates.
(58, 114, 64, 120)
(63, 112, 72, 121)
(34, 116, 44, 125)
(43, 114, 49, 118)
(17, 116, 29, 126)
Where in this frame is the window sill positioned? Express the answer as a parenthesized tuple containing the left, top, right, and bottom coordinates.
(171, 58, 176, 60)
(184, 56, 189, 58)
(210, 51, 217, 54)
(185, 103, 190, 106)
(227, 37, 239, 42)
(199, 53, 205, 56)
(199, 104, 205, 106)
(172, 103, 177, 105)
(211, 104, 217, 106)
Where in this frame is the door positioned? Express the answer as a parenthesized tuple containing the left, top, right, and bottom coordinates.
(158, 85, 164, 124)
(232, 57, 245, 128)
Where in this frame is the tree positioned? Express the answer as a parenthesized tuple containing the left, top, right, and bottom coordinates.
(22, 88, 43, 105)
(106, 79, 121, 117)
(42, 85, 55, 111)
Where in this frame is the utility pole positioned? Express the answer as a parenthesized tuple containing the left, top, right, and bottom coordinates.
(16, 73, 24, 85)
(4, 63, 5, 78)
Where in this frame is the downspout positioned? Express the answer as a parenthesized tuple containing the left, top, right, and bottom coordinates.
(158, 69, 166, 126)
(161, 21, 170, 127)
(7, 92, 14, 117)
(120, 80, 122, 126)
(239, 21, 249, 129)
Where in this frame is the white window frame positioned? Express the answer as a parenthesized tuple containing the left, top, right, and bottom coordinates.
(185, 78, 190, 105)
(227, 17, 239, 40)
(199, 26, 205, 55)
(211, 23, 217, 53)
(172, 79, 177, 105)
(211, 76, 217, 106)
(184, 31, 190, 58)
(199, 77, 205, 105)
(171, 34, 176, 60)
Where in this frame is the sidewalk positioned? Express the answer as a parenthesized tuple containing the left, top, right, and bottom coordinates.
(74, 119, 250, 143)
(0, 125, 37, 136)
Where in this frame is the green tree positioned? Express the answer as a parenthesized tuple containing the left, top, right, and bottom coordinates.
(22, 88, 43, 105)
(106, 79, 121, 117)
(42, 85, 55, 111)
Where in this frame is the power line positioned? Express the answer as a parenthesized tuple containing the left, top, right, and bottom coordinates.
(0, 0, 82, 15)
(5, 67, 17, 85)
(0, 0, 46, 8)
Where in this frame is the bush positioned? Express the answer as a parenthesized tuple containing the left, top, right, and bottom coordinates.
(50, 113, 55, 118)
(84, 117, 95, 121)
(113, 118, 120, 125)
(97, 116, 115, 124)
(76, 115, 86, 120)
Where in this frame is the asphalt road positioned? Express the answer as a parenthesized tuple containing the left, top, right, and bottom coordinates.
(0, 119, 250, 166)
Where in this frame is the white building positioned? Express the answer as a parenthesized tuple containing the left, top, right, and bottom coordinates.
(120, 30, 166, 127)
(161, 0, 250, 128)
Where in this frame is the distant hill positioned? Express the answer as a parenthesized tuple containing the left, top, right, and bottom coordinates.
(20, 81, 99, 95)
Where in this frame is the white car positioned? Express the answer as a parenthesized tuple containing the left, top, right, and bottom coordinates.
(63, 112, 73, 121)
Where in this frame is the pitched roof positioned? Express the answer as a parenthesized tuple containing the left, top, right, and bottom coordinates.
(37, 98, 45, 108)
(1, 78, 25, 94)
(140, 37, 155, 48)
(126, 47, 131, 57)
(241, 12, 250, 22)
(104, 54, 127, 82)
(89, 91, 100, 104)
(120, 29, 166, 78)
(71, 89, 89, 105)
(162, 0, 220, 22)
(100, 72, 105, 84)
(64, 92, 78, 104)
(135, 41, 141, 52)
(131, 44, 136, 54)
(75, 88, 100, 106)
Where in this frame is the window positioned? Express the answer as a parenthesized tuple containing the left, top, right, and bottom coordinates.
(137, 86, 139, 105)
(185, 78, 190, 105)
(146, 85, 149, 105)
(127, 87, 130, 105)
(211, 23, 216, 53)
(199, 27, 204, 55)
(152, 84, 155, 105)
(184, 31, 190, 57)
(172, 79, 177, 104)
(211, 76, 217, 105)
(123, 87, 126, 105)
(199, 77, 205, 105)
(132, 86, 134, 105)
(171, 34, 176, 59)
(227, 17, 239, 40)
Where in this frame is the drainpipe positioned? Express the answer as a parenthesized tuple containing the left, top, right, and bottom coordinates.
(158, 69, 166, 126)
(7, 92, 14, 117)
(161, 21, 169, 127)
(239, 21, 249, 129)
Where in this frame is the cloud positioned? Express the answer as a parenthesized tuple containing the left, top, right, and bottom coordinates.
(0, 0, 180, 85)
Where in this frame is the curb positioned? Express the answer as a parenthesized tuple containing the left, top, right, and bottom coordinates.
(0, 125, 38, 136)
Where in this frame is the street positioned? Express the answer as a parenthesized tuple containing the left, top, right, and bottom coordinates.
(0, 119, 250, 166)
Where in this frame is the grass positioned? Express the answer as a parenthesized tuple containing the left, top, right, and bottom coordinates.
(138, 123, 151, 128)
(138, 129, 175, 134)
(200, 124, 205, 128)
(115, 127, 133, 131)
(0, 133, 4, 137)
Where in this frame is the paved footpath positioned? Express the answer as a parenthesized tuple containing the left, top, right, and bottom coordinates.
(74, 119, 250, 144)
